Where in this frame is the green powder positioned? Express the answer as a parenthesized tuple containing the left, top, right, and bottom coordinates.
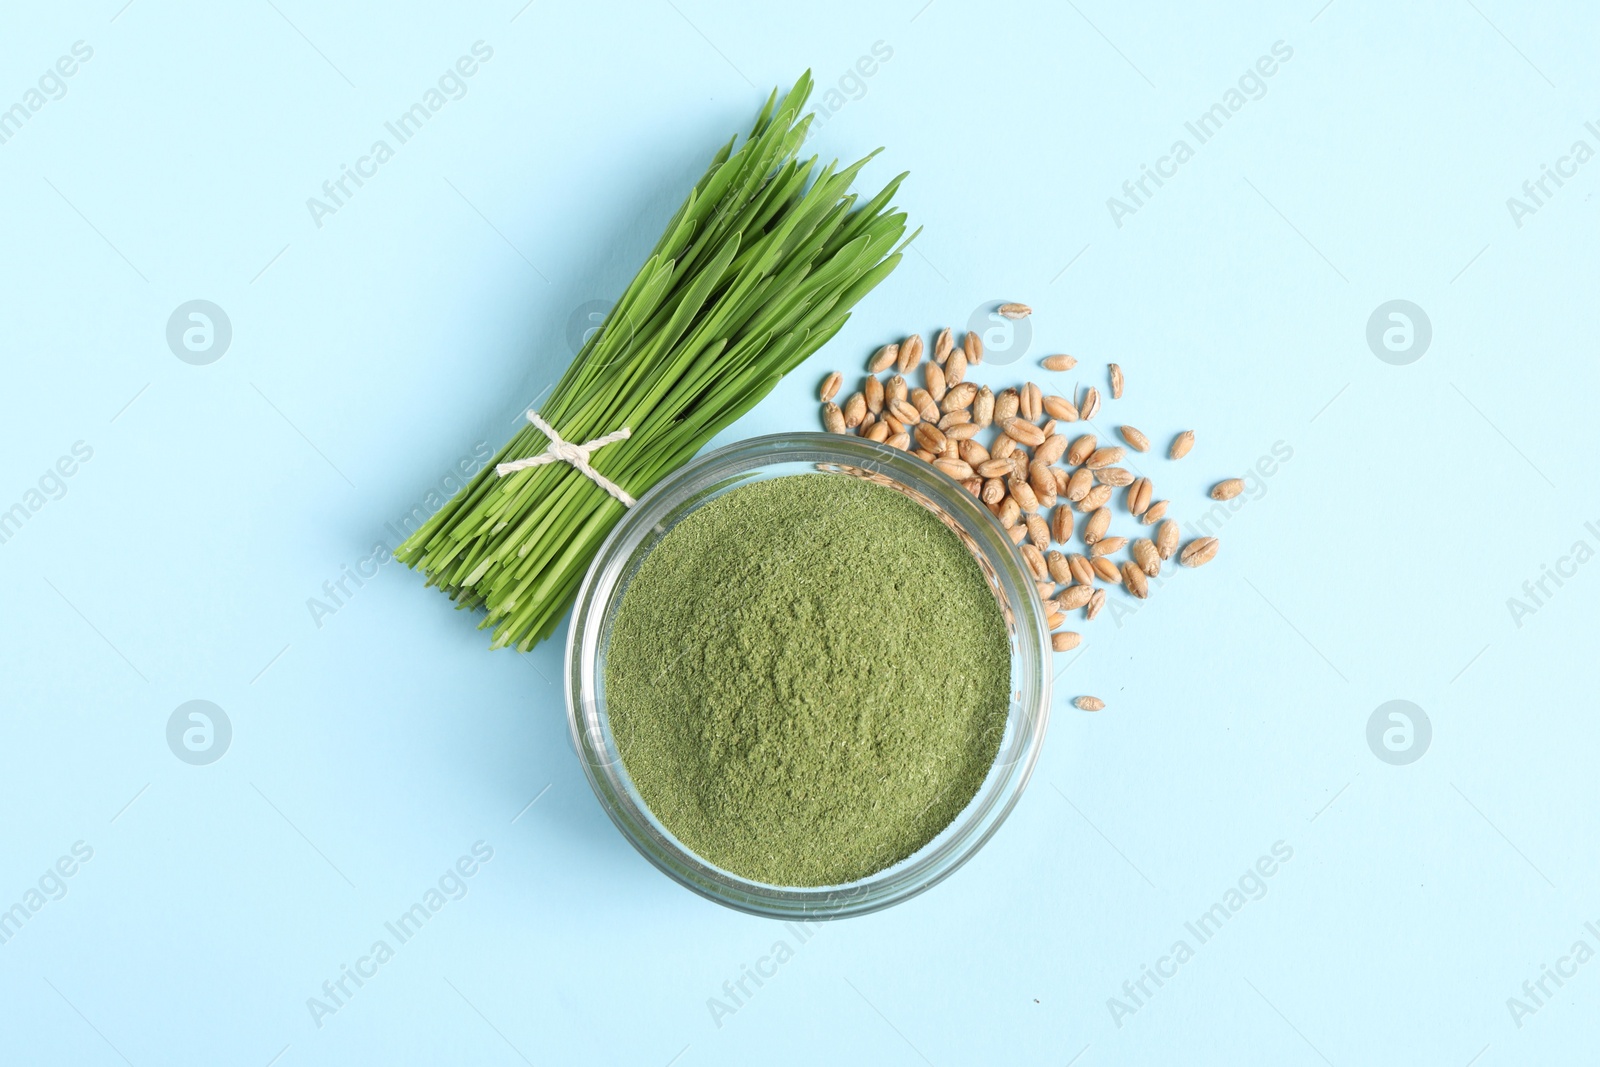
(604, 473, 1011, 886)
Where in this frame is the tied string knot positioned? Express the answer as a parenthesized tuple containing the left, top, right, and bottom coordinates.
(494, 410, 635, 507)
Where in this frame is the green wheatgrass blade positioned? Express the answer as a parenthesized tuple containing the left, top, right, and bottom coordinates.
(395, 73, 911, 649)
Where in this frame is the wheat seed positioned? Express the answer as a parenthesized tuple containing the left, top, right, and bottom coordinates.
(1155, 519, 1178, 559)
(963, 331, 983, 365)
(1095, 467, 1134, 488)
(898, 333, 924, 373)
(822, 401, 845, 434)
(946, 347, 968, 385)
(1079, 386, 1101, 420)
(1020, 382, 1042, 421)
(1058, 584, 1093, 610)
(1089, 535, 1127, 558)
(1180, 537, 1219, 567)
(1121, 560, 1148, 599)
(1077, 484, 1112, 512)
(1051, 505, 1073, 543)
(973, 386, 995, 428)
(1085, 446, 1124, 469)
(843, 392, 866, 427)
(1083, 506, 1111, 543)
(1133, 538, 1160, 576)
(1128, 477, 1152, 517)
(1027, 515, 1051, 552)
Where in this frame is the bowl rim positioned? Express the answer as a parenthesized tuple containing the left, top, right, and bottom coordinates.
(565, 432, 1052, 919)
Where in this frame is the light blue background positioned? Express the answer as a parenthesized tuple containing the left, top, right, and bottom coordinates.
(2, 1, 1597, 1063)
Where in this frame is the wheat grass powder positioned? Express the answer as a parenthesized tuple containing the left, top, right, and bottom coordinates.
(604, 473, 1011, 886)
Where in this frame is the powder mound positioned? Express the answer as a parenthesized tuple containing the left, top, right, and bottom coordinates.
(606, 473, 1011, 886)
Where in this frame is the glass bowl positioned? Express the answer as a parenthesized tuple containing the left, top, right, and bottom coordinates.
(565, 432, 1051, 919)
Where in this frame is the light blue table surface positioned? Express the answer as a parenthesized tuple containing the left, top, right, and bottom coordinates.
(3, 1, 1597, 1063)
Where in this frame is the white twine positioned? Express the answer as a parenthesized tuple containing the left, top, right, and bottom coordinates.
(494, 409, 635, 507)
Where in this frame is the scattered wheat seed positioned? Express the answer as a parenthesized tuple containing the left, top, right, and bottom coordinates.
(898, 333, 924, 373)
(1045, 548, 1071, 583)
(1085, 446, 1124, 469)
(1095, 467, 1134, 488)
(1051, 505, 1073, 543)
(864, 375, 884, 414)
(1128, 477, 1152, 517)
(945, 346, 968, 385)
(1121, 560, 1148, 599)
(1020, 382, 1042, 421)
(1180, 537, 1219, 567)
(973, 386, 995, 428)
(1027, 515, 1051, 552)
(1076, 484, 1112, 512)
(963, 330, 983, 365)
(1083, 506, 1111, 544)
(888, 397, 922, 426)
(915, 424, 947, 453)
(1042, 395, 1079, 422)
(821, 401, 845, 434)
(1155, 519, 1179, 559)
(1089, 535, 1127, 558)
(1058, 584, 1093, 610)
(842, 392, 866, 427)
(1002, 417, 1046, 447)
